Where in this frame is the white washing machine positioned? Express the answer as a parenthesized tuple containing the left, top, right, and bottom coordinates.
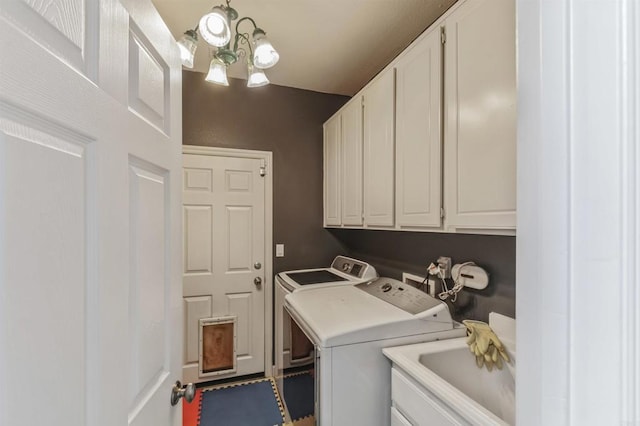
(283, 277, 466, 426)
(274, 256, 377, 372)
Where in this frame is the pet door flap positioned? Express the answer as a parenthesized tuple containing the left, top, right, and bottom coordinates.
(199, 316, 237, 377)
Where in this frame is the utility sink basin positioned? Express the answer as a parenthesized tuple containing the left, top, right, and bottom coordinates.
(384, 313, 515, 425)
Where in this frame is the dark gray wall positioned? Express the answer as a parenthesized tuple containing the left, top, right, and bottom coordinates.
(329, 229, 516, 322)
(183, 70, 350, 274)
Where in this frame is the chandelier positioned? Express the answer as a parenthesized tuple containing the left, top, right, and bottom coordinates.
(176, 0, 280, 87)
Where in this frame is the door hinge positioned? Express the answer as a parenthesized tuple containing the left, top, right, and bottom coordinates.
(259, 160, 267, 177)
(441, 28, 446, 44)
(440, 207, 445, 218)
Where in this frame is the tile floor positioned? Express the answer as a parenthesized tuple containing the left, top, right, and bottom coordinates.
(184, 372, 314, 426)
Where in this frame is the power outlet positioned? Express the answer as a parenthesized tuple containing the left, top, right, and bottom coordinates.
(437, 256, 452, 279)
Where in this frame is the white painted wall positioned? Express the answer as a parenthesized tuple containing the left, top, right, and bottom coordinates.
(517, 0, 639, 424)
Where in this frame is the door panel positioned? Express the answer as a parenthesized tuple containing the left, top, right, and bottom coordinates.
(128, 21, 170, 133)
(226, 292, 254, 357)
(127, 161, 169, 418)
(183, 206, 213, 274)
(183, 153, 266, 383)
(2, 0, 98, 77)
(363, 70, 396, 227)
(395, 29, 443, 228)
(0, 103, 93, 426)
(226, 206, 253, 271)
(443, 0, 516, 230)
(184, 296, 213, 364)
(0, 1, 183, 426)
(323, 115, 341, 226)
(341, 98, 363, 226)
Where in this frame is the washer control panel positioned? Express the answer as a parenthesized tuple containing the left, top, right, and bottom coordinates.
(356, 277, 442, 315)
(331, 256, 375, 280)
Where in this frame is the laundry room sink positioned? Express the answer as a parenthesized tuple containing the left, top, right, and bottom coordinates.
(383, 313, 515, 426)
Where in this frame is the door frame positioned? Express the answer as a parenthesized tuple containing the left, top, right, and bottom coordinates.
(182, 145, 274, 377)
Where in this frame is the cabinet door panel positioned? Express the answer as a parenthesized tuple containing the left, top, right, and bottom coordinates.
(363, 70, 396, 227)
(341, 98, 363, 225)
(324, 115, 341, 226)
(390, 407, 413, 426)
(444, 0, 516, 230)
(396, 29, 443, 228)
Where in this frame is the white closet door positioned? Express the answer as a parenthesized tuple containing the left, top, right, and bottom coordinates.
(363, 70, 396, 227)
(443, 0, 517, 231)
(0, 1, 183, 426)
(341, 97, 364, 226)
(395, 28, 443, 228)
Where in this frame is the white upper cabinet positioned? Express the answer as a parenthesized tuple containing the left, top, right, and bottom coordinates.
(323, 114, 341, 226)
(323, 0, 516, 235)
(395, 29, 443, 229)
(443, 0, 517, 231)
(341, 97, 364, 225)
(363, 70, 396, 227)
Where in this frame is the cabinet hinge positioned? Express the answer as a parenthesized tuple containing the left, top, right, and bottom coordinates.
(440, 207, 445, 219)
(441, 28, 446, 44)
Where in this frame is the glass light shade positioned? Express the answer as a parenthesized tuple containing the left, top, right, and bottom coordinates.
(199, 7, 231, 47)
(177, 31, 198, 68)
(205, 58, 229, 86)
(252, 31, 279, 69)
(247, 63, 269, 87)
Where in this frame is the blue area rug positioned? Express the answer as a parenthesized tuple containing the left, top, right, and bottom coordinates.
(199, 380, 284, 426)
(282, 372, 314, 421)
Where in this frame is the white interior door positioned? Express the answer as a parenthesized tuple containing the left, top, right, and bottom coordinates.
(0, 1, 183, 426)
(182, 151, 268, 383)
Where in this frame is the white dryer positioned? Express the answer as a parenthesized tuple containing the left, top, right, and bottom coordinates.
(283, 277, 465, 426)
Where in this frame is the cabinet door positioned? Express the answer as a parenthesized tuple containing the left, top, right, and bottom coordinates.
(443, 0, 516, 231)
(391, 407, 413, 426)
(324, 114, 342, 226)
(395, 29, 443, 228)
(341, 97, 364, 225)
(363, 70, 396, 227)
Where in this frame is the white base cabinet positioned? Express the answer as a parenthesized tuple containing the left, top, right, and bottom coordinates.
(391, 367, 468, 426)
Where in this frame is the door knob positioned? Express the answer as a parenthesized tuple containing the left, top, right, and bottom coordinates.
(254, 262, 262, 270)
(171, 380, 195, 406)
(254, 277, 262, 286)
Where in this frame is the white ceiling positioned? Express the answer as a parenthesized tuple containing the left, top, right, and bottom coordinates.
(152, 0, 457, 96)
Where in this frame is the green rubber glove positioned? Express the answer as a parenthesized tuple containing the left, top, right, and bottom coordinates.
(462, 320, 510, 371)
